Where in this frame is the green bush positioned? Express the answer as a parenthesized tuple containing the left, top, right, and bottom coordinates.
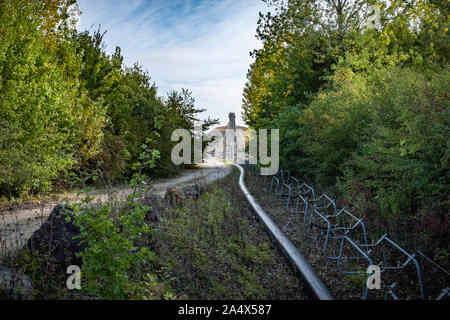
(70, 144, 164, 300)
(278, 65, 449, 252)
(336, 66, 449, 251)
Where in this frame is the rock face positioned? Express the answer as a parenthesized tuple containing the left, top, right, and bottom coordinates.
(24, 204, 87, 266)
(164, 187, 186, 208)
(182, 185, 202, 201)
(164, 184, 203, 208)
(143, 185, 202, 226)
(143, 194, 165, 226)
(0, 265, 34, 300)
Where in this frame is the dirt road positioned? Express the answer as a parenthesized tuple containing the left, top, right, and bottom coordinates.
(0, 160, 231, 257)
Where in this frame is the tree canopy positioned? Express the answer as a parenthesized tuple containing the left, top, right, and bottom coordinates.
(243, 0, 449, 256)
(0, 0, 217, 196)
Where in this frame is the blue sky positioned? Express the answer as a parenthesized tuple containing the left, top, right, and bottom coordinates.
(76, 0, 268, 126)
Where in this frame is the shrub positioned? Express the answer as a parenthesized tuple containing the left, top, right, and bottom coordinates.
(70, 143, 165, 299)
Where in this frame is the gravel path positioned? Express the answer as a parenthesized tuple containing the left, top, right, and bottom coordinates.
(0, 160, 231, 257)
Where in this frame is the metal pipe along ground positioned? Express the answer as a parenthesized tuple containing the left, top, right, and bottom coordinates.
(234, 164, 335, 300)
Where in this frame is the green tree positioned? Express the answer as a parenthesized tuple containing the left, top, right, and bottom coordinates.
(0, 0, 105, 196)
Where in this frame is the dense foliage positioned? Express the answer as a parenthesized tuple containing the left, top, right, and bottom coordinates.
(0, 0, 217, 198)
(243, 0, 449, 256)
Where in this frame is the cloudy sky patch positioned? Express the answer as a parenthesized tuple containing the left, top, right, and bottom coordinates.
(76, 0, 267, 126)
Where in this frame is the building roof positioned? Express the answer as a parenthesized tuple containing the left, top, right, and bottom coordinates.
(212, 125, 248, 132)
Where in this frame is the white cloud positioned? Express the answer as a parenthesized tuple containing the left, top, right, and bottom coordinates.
(77, 0, 267, 126)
